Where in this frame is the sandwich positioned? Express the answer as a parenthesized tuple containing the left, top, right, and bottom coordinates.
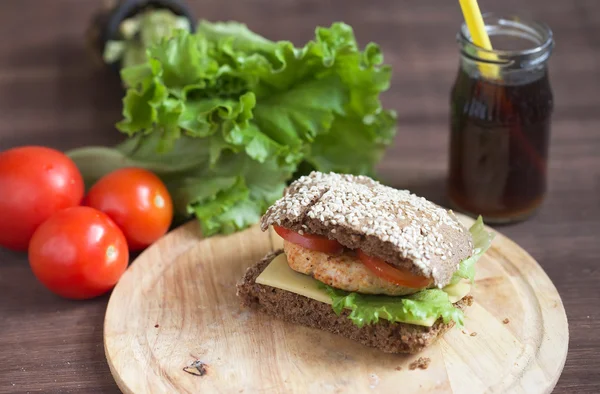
(236, 171, 494, 354)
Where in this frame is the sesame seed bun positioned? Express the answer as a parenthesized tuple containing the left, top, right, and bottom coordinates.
(260, 172, 473, 288)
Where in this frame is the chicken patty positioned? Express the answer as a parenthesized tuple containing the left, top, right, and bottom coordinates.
(283, 241, 426, 296)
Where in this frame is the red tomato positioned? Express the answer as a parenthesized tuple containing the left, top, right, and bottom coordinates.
(273, 225, 343, 254)
(28, 206, 128, 300)
(357, 250, 432, 289)
(0, 146, 84, 251)
(85, 168, 173, 251)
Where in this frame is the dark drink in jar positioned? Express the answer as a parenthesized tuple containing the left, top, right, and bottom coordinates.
(448, 15, 554, 224)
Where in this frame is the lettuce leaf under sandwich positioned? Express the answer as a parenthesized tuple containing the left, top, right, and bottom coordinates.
(450, 216, 496, 285)
(325, 286, 465, 328)
(324, 216, 495, 328)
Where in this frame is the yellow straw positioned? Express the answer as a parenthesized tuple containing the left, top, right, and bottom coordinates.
(458, 0, 500, 79)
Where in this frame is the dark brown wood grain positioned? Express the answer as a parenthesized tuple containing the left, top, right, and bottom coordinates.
(0, 0, 598, 393)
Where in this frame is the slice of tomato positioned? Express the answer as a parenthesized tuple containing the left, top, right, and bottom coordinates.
(273, 225, 343, 254)
(357, 250, 432, 289)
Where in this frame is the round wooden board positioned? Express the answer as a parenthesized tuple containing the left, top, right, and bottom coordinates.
(104, 215, 568, 394)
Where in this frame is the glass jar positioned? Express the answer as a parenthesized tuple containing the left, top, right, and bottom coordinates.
(448, 14, 555, 224)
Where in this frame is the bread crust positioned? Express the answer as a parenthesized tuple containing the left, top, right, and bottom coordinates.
(236, 250, 473, 354)
(260, 172, 473, 288)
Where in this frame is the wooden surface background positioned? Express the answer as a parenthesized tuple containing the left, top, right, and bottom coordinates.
(0, 0, 598, 393)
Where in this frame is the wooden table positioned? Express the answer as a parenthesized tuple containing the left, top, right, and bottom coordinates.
(0, 0, 598, 393)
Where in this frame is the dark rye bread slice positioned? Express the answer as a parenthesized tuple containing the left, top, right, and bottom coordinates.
(236, 251, 473, 354)
(261, 171, 474, 288)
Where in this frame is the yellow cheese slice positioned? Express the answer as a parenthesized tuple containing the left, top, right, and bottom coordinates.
(255, 253, 471, 327)
(256, 253, 333, 304)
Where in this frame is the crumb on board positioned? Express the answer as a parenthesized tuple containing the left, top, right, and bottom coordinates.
(183, 360, 208, 376)
(395, 366, 402, 371)
(470, 332, 477, 337)
(503, 318, 510, 324)
(409, 357, 431, 370)
(368, 373, 379, 388)
(154, 324, 159, 328)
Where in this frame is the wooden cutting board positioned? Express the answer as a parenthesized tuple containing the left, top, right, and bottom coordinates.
(103, 214, 568, 394)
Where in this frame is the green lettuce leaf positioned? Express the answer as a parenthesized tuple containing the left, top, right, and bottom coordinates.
(72, 20, 396, 236)
(451, 216, 495, 284)
(324, 286, 465, 328)
(307, 110, 397, 175)
(195, 20, 277, 55)
(183, 150, 294, 235)
(116, 22, 395, 166)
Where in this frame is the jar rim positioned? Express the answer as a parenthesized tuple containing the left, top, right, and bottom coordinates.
(458, 13, 554, 64)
